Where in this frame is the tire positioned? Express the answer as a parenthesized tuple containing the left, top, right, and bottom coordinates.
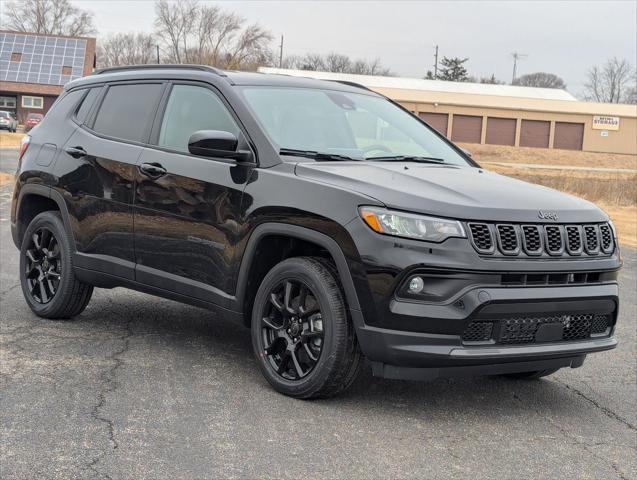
(19, 211, 93, 319)
(251, 256, 362, 399)
(501, 368, 560, 380)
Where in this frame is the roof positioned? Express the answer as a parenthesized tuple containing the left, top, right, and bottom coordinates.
(258, 67, 637, 118)
(258, 67, 578, 101)
(68, 65, 378, 96)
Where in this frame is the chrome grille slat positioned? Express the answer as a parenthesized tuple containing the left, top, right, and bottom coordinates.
(521, 225, 543, 255)
(583, 225, 600, 255)
(565, 225, 583, 255)
(468, 223, 494, 253)
(466, 222, 614, 257)
(599, 224, 614, 253)
(496, 224, 519, 255)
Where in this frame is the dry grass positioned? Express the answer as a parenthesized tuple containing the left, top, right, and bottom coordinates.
(0, 172, 13, 185)
(460, 142, 637, 170)
(0, 132, 24, 148)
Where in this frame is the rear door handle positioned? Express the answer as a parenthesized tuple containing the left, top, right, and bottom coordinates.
(140, 162, 167, 178)
(65, 146, 87, 158)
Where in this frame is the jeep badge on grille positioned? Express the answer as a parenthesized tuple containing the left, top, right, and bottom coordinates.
(538, 211, 559, 221)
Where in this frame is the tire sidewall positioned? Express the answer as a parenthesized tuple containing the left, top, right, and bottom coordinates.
(19, 211, 75, 318)
(251, 258, 346, 397)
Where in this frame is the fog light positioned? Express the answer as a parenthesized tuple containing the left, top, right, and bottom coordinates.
(408, 276, 424, 294)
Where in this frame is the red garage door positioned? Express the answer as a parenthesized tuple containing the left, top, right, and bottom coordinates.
(419, 112, 448, 136)
(486, 117, 516, 146)
(554, 122, 584, 150)
(451, 115, 482, 143)
(520, 120, 550, 148)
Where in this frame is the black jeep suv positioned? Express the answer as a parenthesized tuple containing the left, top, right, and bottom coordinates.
(11, 65, 620, 398)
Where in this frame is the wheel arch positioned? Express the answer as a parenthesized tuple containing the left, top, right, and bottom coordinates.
(13, 185, 75, 251)
(234, 223, 362, 327)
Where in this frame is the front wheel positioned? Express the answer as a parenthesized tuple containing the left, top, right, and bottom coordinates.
(251, 257, 362, 399)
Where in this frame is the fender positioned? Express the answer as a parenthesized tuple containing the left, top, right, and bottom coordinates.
(12, 184, 77, 251)
(233, 223, 362, 314)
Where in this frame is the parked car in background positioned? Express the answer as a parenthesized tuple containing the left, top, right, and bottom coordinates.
(24, 113, 44, 132)
(0, 110, 18, 132)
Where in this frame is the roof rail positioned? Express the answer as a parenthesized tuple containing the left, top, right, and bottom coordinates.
(92, 64, 226, 77)
(329, 80, 372, 92)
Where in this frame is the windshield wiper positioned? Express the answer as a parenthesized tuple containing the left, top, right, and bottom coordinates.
(279, 148, 360, 161)
(366, 155, 446, 164)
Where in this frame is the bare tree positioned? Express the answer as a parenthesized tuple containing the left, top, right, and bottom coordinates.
(154, 0, 272, 70)
(280, 53, 392, 76)
(584, 58, 635, 103)
(2, 0, 95, 36)
(513, 72, 566, 89)
(97, 33, 157, 68)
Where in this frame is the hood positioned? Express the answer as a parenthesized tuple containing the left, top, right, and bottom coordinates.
(295, 162, 607, 223)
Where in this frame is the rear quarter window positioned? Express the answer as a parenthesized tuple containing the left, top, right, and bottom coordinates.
(74, 88, 101, 124)
(92, 83, 164, 143)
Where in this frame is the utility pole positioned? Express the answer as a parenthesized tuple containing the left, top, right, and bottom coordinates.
(511, 51, 527, 83)
(156, 45, 160, 64)
(433, 45, 439, 79)
(279, 35, 284, 68)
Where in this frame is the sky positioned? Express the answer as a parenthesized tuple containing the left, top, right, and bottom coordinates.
(75, 0, 637, 96)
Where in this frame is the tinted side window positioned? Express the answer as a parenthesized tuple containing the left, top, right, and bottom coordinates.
(93, 84, 163, 143)
(75, 88, 101, 124)
(158, 84, 240, 153)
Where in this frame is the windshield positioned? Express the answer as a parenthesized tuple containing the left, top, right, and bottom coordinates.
(241, 86, 470, 165)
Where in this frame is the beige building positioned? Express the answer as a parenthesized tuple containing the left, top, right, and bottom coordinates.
(259, 68, 637, 156)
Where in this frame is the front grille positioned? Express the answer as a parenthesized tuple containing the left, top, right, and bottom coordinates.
(599, 224, 614, 253)
(565, 225, 582, 255)
(466, 222, 614, 258)
(461, 321, 493, 342)
(584, 225, 600, 254)
(469, 223, 493, 253)
(496, 225, 519, 254)
(463, 313, 611, 345)
(545, 226, 563, 255)
(521, 225, 542, 255)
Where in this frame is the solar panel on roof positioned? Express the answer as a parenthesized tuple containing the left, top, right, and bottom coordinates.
(0, 32, 87, 86)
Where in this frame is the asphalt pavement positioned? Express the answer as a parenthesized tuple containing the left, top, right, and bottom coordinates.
(1, 147, 636, 479)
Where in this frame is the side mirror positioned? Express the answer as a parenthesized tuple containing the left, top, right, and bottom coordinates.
(460, 147, 472, 158)
(188, 130, 253, 163)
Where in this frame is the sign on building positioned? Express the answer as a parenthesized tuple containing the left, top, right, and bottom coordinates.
(592, 115, 620, 131)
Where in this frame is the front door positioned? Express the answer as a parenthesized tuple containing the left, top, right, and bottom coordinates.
(133, 83, 252, 307)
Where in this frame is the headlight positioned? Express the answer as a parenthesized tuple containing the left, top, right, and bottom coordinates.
(359, 206, 465, 242)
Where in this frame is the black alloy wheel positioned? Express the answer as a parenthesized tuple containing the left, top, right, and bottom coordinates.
(261, 279, 325, 380)
(24, 227, 62, 304)
(251, 257, 362, 399)
(19, 211, 93, 319)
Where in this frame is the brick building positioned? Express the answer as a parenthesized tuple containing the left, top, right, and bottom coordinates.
(0, 30, 96, 124)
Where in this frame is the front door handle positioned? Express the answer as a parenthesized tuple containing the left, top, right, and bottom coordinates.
(140, 162, 167, 179)
(65, 146, 87, 158)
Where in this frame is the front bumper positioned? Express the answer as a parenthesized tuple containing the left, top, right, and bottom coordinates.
(351, 283, 619, 380)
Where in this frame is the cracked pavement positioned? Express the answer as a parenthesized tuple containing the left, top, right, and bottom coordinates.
(1, 166, 636, 478)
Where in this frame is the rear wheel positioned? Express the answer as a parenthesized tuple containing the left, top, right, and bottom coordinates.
(19, 211, 93, 319)
(501, 368, 560, 380)
(251, 257, 362, 399)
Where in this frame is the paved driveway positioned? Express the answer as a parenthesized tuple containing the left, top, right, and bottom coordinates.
(1, 176, 635, 479)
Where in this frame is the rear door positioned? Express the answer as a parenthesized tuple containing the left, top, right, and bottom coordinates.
(57, 82, 165, 279)
(133, 82, 252, 307)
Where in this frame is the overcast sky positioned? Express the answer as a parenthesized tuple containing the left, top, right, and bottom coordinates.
(77, 0, 637, 96)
